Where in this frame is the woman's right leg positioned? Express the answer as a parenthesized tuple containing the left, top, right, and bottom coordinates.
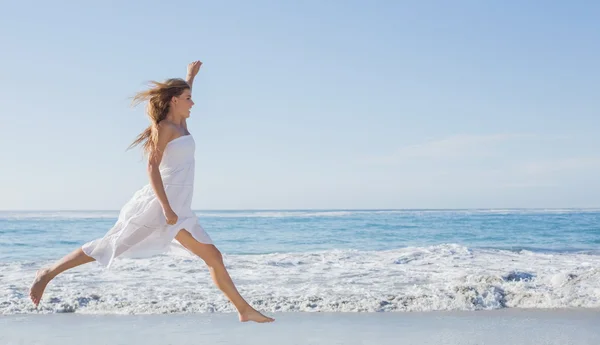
(29, 247, 95, 306)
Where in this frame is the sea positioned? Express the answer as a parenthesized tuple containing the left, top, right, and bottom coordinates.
(1, 209, 599, 315)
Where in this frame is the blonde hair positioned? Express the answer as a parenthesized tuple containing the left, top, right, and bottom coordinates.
(128, 78, 190, 154)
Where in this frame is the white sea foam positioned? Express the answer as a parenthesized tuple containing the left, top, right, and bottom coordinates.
(2, 244, 599, 315)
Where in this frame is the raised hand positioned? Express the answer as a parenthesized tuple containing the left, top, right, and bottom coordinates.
(187, 60, 202, 79)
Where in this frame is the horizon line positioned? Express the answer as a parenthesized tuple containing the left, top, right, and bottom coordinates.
(2, 207, 600, 212)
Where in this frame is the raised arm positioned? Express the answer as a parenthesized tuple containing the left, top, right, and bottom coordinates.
(186, 60, 202, 91)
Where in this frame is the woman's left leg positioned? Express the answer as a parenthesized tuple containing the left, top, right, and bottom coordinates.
(175, 229, 274, 323)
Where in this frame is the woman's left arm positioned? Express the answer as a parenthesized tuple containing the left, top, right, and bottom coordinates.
(186, 60, 202, 90)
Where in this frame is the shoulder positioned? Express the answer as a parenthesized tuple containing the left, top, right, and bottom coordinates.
(157, 121, 178, 140)
(153, 121, 179, 153)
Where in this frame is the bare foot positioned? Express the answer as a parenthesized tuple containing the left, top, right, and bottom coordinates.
(239, 307, 275, 323)
(29, 268, 51, 306)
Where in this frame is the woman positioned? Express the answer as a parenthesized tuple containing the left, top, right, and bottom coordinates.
(29, 61, 274, 323)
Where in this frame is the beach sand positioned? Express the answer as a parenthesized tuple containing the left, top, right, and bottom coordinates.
(1, 309, 599, 345)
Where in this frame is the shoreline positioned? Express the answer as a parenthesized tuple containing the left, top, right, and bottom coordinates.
(2, 309, 599, 345)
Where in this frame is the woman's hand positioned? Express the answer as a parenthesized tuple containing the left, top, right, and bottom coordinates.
(187, 60, 202, 79)
(164, 207, 179, 225)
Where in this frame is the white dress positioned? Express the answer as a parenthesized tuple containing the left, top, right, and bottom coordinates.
(82, 134, 213, 268)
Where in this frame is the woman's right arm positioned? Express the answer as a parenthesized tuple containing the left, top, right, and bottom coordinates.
(147, 123, 178, 225)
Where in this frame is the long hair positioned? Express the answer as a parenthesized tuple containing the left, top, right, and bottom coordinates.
(128, 78, 190, 154)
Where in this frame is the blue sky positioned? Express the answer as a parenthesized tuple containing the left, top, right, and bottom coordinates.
(1, 1, 599, 210)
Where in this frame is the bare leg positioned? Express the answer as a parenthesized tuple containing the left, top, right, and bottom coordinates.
(29, 247, 95, 306)
(175, 230, 274, 323)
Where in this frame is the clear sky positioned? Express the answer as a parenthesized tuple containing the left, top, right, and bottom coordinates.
(1, 1, 599, 210)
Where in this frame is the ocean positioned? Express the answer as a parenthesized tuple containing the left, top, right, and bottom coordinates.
(1, 209, 599, 315)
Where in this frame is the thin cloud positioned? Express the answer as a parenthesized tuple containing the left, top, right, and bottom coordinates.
(520, 157, 600, 176)
(366, 133, 534, 164)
